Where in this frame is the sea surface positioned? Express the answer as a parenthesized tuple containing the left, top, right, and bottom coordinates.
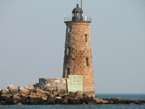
(0, 94, 145, 109)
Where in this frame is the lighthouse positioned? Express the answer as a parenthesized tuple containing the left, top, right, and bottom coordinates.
(63, 3, 95, 97)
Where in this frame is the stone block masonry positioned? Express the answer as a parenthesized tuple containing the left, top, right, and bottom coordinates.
(63, 21, 95, 97)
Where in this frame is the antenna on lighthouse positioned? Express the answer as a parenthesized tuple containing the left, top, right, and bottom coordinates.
(81, 0, 82, 9)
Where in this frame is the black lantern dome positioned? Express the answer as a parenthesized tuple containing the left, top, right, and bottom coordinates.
(72, 4, 83, 21)
(64, 3, 91, 22)
(72, 4, 83, 13)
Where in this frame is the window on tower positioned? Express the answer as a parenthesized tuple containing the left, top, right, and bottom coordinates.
(68, 26, 72, 33)
(67, 27, 69, 33)
(67, 47, 71, 56)
(67, 35, 70, 41)
(69, 26, 72, 32)
(66, 68, 70, 78)
(85, 34, 87, 42)
(86, 58, 89, 66)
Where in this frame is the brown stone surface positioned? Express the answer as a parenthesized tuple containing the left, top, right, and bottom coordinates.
(1, 94, 12, 99)
(36, 88, 50, 95)
(16, 102, 22, 105)
(26, 84, 35, 90)
(0, 88, 144, 105)
(63, 22, 95, 97)
(94, 98, 108, 104)
(7, 84, 15, 91)
(20, 92, 28, 98)
(18, 87, 29, 94)
(13, 93, 21, 101)
(1, 88, 9, 94)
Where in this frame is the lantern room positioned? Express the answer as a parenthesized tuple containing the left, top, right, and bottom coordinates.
(72, 4, 83, 21)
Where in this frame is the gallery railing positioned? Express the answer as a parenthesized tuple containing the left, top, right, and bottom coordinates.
(64, 16, 92, 22)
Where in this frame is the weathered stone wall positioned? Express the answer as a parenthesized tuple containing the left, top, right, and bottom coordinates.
(39, 78, 66, 91)
(63, 21, 95, 97)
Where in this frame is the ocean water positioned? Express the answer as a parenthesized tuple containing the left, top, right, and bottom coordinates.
(96, 94, 145, 101)
(0, 94, 145, 109)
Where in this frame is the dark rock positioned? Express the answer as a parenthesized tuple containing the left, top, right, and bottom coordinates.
(0, 101, 6, 105)
(97, 102, 103, 104)
(20, 92, 28, 98)
(8, 89, 19, 94)
(83, 94, 89, 98)
(61, 90, 67, 94)
(34, 83, 39, 89)
(1, 89, 145, 105)
(13, 93, 21, 102)
(113, 97, 122, 101)
(52, 91, 58, 96)
(63, 98, 68, 104)
(21, 96, 29, 104)
(68, 99, 77, 104)
(47, 96, 55, 104)
(13, 100, 18, 104)
(75, 99, 83, 104)
(89, 98, 97, 104)
(107, 100, 113, 104)
(12, 99, 22, 105)
(138, 100, 145, 104)
(55, 98, 64, 104)
(67, 92, 78, 99)
(113, 100, 120, 104)
(1, 94, 13, 100)
(1, 93, 14, 104)
(80, 97, 90, 104)
(28, 95, 43, 105)
(2, 95, 13, 105)
(101, 98, 145, 105)
(135, 101, 143, 105)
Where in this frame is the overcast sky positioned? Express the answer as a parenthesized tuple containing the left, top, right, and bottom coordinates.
(0, 0, 145, 94)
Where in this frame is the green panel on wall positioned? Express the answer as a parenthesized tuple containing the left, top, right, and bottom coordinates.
(67, 75, 83, 92)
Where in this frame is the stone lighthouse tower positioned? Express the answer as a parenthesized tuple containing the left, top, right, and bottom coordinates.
(63, 3, 95, 97)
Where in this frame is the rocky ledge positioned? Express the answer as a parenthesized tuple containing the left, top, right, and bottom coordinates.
(0, 84, 145, 105)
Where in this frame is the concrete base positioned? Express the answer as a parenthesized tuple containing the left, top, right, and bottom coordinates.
(39, 78, 66, 91)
